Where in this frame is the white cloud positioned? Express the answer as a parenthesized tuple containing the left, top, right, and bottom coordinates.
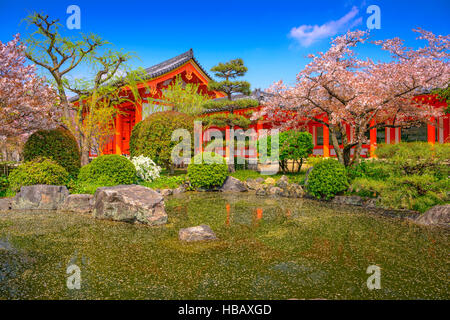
(289, 6, 363, 47)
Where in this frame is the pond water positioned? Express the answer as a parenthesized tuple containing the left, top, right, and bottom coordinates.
(0, 192, 448, 299)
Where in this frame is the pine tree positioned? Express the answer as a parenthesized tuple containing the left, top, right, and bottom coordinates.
(208, 58, 251, 101)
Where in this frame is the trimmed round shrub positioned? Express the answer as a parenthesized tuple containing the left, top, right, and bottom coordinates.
(8, 158, 69, 192)
(129, 111, 194, 170)
(78, 155, 136, 186)
(307, 159, 349, 200)
(23, 128, 81, 177)
(187, 152, 228, 190)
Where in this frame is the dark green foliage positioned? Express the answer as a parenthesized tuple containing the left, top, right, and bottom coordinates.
(208, 58, 251, 101)
(258, 131, 314, 172)
(350, 175, 449, 213)
(234, 157, 250, 171)
(347, 160, 392, 181)
(8, 158, 69, 192)
(129, 111, 194, 169)
(307, 159, 349, 200)
(23, 128, 81, 177)
(376, 142, 450, 176)
(0, 175, 8, 196)
(78, 154, 136, 186)
(187, 152, 228, 190)
(202, 98, 259, 110)
(197, 113, 251, 129)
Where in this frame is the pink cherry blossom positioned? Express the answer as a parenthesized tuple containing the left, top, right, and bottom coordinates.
(0, 34, 59, 139)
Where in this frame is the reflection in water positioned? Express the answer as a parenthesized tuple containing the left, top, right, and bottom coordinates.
(256, 208, 263, 221)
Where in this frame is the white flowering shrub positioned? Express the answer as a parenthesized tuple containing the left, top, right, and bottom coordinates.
(131, 155, 162, 182)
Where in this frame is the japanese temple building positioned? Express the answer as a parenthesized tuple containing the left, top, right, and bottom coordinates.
(83, 49, 449, 160)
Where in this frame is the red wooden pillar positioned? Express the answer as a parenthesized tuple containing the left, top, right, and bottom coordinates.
(369, 120, 377, 158)
(428, 117, 436, 145)
(115, 114, 122, 155)
(323, 123, 330, 158)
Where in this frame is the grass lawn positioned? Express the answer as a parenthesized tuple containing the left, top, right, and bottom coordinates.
(0, 192, 448, 299)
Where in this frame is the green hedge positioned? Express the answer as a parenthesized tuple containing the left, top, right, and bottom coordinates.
(375, 142, 450, 177)
(130, 111, 194, 169)
(187, 152, 228, 190)
(8, 158, 69, 192)
(307, 159, 349, 200)
(78, 154, 136, 186)
(23, 128, 81, 177)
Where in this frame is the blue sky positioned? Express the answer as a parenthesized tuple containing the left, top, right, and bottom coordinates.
(0, 0, 449, 90)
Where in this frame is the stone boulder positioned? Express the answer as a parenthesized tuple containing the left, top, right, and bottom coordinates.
(160, 189, 173, 197)
(255, 186, 268, 196)
(220, 176, 247, 192)
(92, 185, 167, 225)
(60, 194, 94, 214)
(265, 177, 276, 185)
(415, 204, 450, 228)
(268, 186, 283, 196)
(304, 167, 314, 186)
(172, 186, 186, 195)
(276, 175, 289, 189)
(179, 225, 218, 242)
(0, 198, 12, 211)
(11, 185, 69, 210)
(285, 183, 304, 198)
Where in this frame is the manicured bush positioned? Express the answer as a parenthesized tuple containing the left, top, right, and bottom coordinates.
(349, 174, 449, 212)
(187, 152, 228, 190)
(23, 128, 81, 177)
(129, 111, 194, 170)
(375, 142, 450, 176)
(347, 159, 392, 181)
(306, 155, 325, 167)
(131, 155, 162, 182)
(306, 159, 349, 200)
(78, 154, 136, 186)
(8, 158, 69, 192)
(258, 130, 314, 172)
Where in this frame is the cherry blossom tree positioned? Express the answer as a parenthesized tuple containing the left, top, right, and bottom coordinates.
(256, 29, 449, 166)
(0, 33, 58, 140)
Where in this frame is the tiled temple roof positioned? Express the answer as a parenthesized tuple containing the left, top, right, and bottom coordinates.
(202, 89, 271, 113)
(143, 49, 211, 80)
(69, 49, 210, 102)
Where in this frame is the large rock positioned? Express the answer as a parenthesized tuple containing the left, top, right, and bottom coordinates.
(415, 204, 450, 228)
(220, 176, 247, 192)
(276, 175, 289, 189)
(160, 189, 173, 197)
(60, 194, 94, 214)
(286, 183, 304, 198)
(265, 177, 276, 185)
(92, 185, 167, 225)
(304, 167, 314, 186)
(172, 186, 186, 195)
(11, 185, 69, 210)
(179, 225, 218, 242)
(0, 198, 12, 211)
(268, 186, 283, 196)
